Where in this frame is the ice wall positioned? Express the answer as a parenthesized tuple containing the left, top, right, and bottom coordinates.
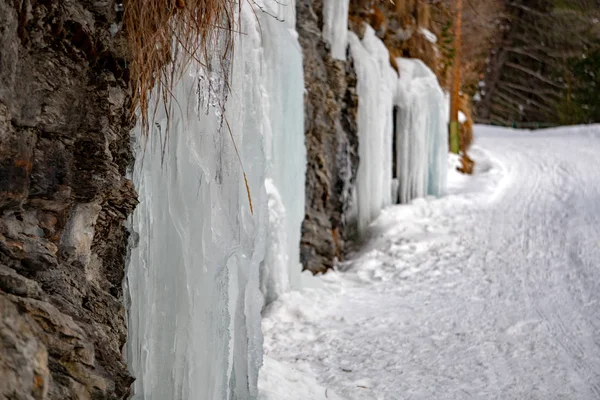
(323, 0, 350, 60)
(126, 1, 304, 398)
(395, 58, 448, 203)
(257, 4, 306, 304)
(348, 26, 396, 235)
(347, 26, 447, 234)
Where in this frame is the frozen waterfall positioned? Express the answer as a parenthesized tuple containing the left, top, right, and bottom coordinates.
(125, 1, 305, 399)
(348, 26, 396, 235)
(348, 27, 448, 235)
(323, 0, 350, 60)
(258, 4, 306, 304)
(395, 58, 448, 204)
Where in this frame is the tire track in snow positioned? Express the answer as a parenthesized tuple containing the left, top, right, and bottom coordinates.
(485, 132, 600, 399)
(262, 126, 600, 400)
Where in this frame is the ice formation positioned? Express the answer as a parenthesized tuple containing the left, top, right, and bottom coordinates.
(125, 1, 305, 398)
(257, 4, 306, 304)
(395, 58, 448, 203)
(348, 26, 396, 234)
(348, 26, 448, 234)
(323, 0, 350, 60)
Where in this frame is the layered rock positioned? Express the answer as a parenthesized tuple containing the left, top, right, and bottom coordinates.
(0, 1, 135, 398)
(297, 0, 359, 274)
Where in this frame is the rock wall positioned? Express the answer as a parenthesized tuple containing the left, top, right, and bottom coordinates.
(297, 0, 359, 274)
(0, 1, 135, 398)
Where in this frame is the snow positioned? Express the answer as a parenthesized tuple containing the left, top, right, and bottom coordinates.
(259, 357, 344, 400)
(348, 26, 397, 235)
(126, 1, 304, 398)
(346, 30, 448, 234)
(322, 0, 350, 60)
(420, 28, 438, 43)
(262, 124, 600, 399)
(395, 58, 448, 203)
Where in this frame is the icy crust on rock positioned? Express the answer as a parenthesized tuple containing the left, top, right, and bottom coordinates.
(395, 58, 448, 203)
(322, 0, 350, 60)
(126, 2, 305, 399)
(348, 26, 396, 235)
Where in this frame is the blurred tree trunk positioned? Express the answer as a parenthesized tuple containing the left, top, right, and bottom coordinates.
(476, 0, 600, 125)
(449, 0, 462, 154)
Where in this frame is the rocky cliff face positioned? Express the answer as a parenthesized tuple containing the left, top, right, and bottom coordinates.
(0, 1, 136, 398)
(297, 0, 359, 274)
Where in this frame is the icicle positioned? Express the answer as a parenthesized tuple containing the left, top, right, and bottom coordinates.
(322, 0, 350, 60)
(348, 27, 396, 235)
(395, 58, 448, 203)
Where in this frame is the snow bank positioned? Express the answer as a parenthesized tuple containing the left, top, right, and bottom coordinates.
(348, 26, 397, 235)
(395, 58, 448, 203)
(323, 0, 350, 60)
(259, 357, 344, 400)
(126, 1, 305, 398)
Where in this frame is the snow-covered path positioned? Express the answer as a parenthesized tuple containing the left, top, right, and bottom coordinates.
(260, 125, 600, 400)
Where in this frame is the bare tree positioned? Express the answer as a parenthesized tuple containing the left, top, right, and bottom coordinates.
(476, 0, 600, 125)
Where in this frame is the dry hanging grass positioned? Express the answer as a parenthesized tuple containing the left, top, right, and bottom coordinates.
(123, 0, 238, 135)
(124, 0, 258, 213)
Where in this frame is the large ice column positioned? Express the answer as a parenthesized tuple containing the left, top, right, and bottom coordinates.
(395, 58, 448, 203)
(361, 28, 397, 209)
(348, 26, 396, 235)
(323, 0, 350, 60)
(256, 4, 306, 304)
(126, 5, 271, 400)
(126, 1, 307, 397)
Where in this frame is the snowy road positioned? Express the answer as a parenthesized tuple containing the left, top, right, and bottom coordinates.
(260, 125, 600, 400)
